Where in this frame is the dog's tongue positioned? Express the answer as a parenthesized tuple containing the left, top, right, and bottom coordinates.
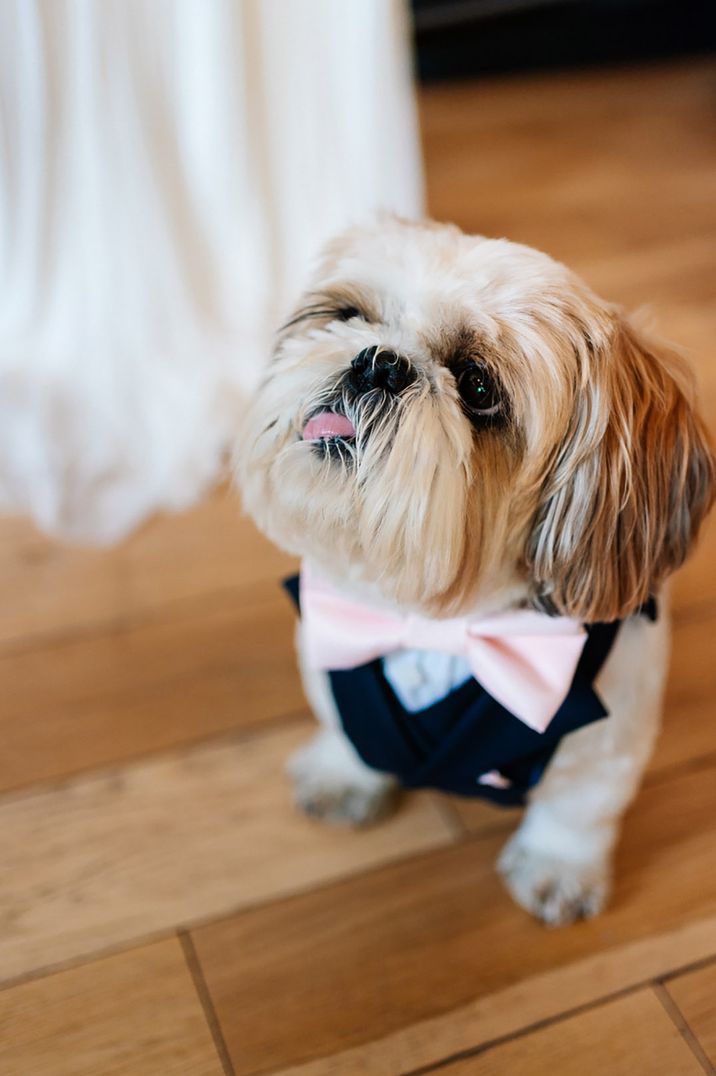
(302, 410, 356, 441)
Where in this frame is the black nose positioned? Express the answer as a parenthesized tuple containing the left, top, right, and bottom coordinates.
(349, 346, 416, 395)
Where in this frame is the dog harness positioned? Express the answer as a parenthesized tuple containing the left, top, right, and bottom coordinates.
(284, 571, 656, 806)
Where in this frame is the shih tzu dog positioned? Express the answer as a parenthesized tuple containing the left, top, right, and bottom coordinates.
(238, 217, 714, 925)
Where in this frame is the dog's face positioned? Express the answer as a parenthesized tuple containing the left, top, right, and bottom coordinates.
(238, 217, 714, 619)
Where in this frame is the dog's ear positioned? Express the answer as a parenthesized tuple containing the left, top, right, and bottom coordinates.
(525, 318, 715, 621)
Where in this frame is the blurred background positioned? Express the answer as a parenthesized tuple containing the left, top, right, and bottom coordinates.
(1, 3, 716, 1075)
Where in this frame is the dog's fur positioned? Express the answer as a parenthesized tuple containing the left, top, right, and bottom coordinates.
(238, 217, 714, 925)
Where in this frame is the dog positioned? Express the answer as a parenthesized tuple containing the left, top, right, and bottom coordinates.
(238, 216, 714, 925)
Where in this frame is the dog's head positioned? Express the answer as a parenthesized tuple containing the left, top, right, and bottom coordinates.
(238, 217, 714, 619)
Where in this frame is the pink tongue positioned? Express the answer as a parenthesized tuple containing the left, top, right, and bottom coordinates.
(302, 410, 356, 441)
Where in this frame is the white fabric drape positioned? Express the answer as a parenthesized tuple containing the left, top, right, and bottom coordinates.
(0, 0, 423, 542)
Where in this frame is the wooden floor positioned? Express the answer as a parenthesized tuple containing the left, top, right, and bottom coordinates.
(2, 60, 716, 1076)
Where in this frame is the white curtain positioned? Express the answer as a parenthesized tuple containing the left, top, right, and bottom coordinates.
(0, 0, 423, 542)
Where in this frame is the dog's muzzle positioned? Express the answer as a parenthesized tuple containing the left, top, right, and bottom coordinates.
(347, 345, 416, 396)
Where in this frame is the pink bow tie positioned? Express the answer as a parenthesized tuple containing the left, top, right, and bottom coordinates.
(300, 566, 588, 733)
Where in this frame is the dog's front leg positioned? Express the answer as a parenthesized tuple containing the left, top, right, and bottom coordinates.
(498, 611, 669, 925)
(287, 625, 398, 826)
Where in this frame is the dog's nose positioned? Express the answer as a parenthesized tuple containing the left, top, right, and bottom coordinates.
(349, 346, 416, 394)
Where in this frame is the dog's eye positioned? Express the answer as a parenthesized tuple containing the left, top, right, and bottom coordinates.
(335, 306, 363, 322)
(456, 363, 502, 417)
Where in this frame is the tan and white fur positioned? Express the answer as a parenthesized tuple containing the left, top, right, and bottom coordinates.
(238, 217, 714, 925)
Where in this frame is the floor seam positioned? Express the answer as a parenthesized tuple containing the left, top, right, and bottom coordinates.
(652, 981, 716, 1076)
(4, 900, 716, 1070)
(4, 722, 714, 817)
(429, 795, 472, 841)
(0, 834, 461, 995)
(0, 573, 296, 661)
(6, 857, 716, 999)
(0, 708, 312, 807)
(399, 981, 652, 1075)
(645, 749, 716, 790)
(179, 930, 236, 1076)
(400, 956, 716, 1076)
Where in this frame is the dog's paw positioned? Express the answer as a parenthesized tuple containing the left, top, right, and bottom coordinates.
(287, 730, 398, 827)
(497, 833, 611, 927)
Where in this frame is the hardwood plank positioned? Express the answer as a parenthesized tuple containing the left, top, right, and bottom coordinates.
(673, 513, 716, 623)
(271, 918, 716, 1076)
(0, 722, 453, 981)
(651, 610, 716, 775)
(192, 761, 716, 1076)
(666, 961, 716, 1069)
(118, 486, 295, 618)
(435, 989, 703, 1076)
(581, 237, 716, 314)
(0, 581, 305, 793)
(422, 62, 716, 278)
(0, 938, 223, 1076)
(0, 485, 295, 651)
